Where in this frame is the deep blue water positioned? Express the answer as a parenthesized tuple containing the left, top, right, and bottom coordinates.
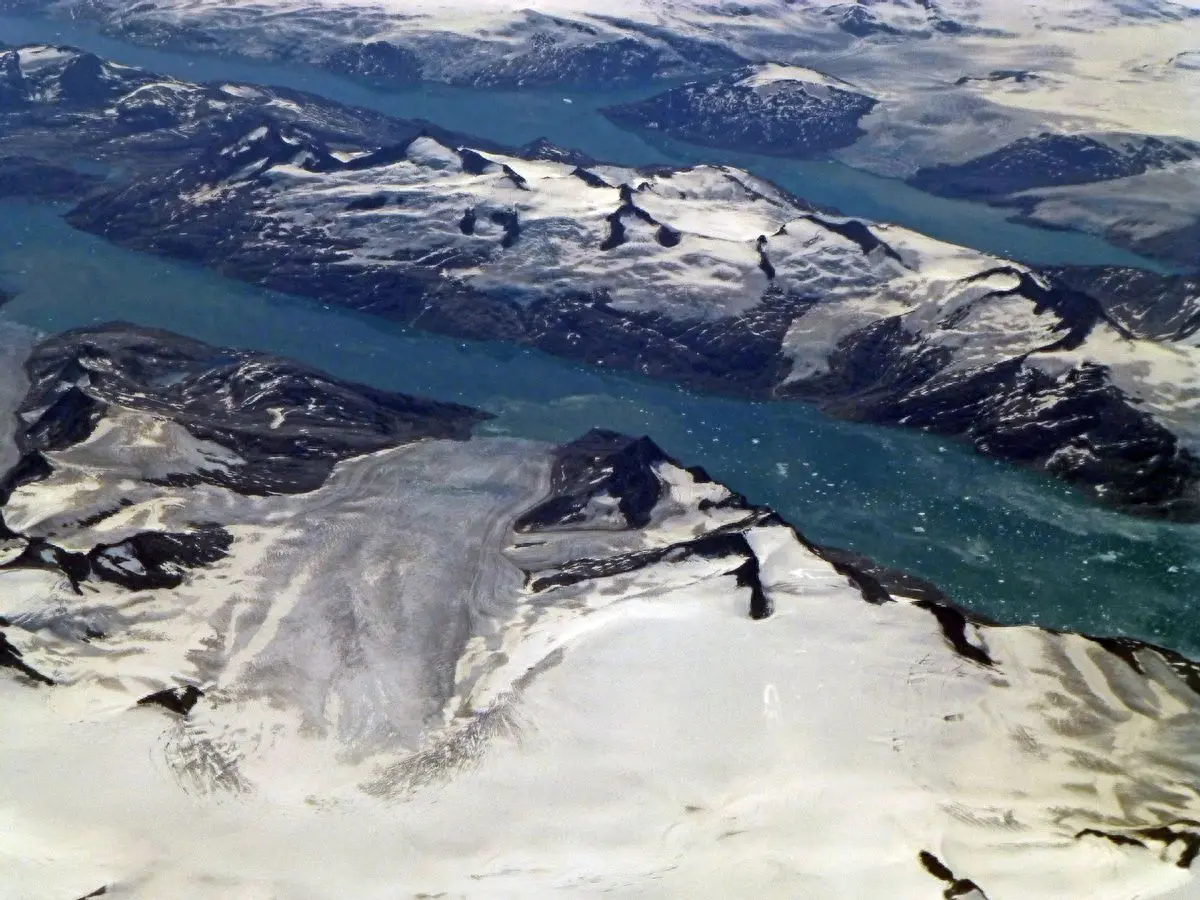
(1, 201, 1196, 654)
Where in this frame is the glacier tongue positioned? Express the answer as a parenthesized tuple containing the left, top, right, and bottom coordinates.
(3, 324, 1200, 898)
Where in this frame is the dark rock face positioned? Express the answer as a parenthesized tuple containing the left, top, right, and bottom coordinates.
(1, 43, 1197, 520)
(0, 46, 125, 110)
(909, 133, 1200, 200)
(0, 48, 25, 108)
(136, 684, 203, 715)
(0, 629, 54, 685)
(955, 69, 1039, 86)
(919, 851, 990, 899)
(785, 316, 1200, 519)
(88, 528, 234, 591)
(1045, 266, 1200, 341)
(768, 267, 1200, 519)
(0, 526, 231, 595)
(17, 324, 489, 494)
(344, 192, 392, 212)
(828, 4, 904, 37)
(520, 289, 800, 397)
(515, 430, 672, 532)
(602, 67, 877, 159)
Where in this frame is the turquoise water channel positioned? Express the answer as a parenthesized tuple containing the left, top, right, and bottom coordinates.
(0, 15, 1195, 650)
(1, 202, 1195, 653)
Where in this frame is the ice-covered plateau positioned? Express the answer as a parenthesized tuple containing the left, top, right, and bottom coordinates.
(1, 43, 1199, 519)
(6, 321, 1200, 899)
(6, 0, 1200, 260)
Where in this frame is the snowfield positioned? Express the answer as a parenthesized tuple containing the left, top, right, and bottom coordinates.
(5, 323, 1200, 898)
(9, 0, 1199, 141)
(6, 0, 1198, 258)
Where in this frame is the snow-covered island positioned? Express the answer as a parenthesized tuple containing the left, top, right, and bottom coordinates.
(601, 64, 879, 158)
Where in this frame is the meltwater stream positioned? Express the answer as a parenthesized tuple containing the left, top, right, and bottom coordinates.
(1, 201, 1197, 653)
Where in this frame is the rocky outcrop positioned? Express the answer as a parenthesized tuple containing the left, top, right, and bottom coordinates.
(601, 64, 877, 158)
(909, 133, 1200, 200)
(2, 44, 1198, 519)
(5, 323, 1200, 899)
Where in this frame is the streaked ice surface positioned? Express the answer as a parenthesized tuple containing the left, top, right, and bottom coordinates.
(1, 15, 1199, 900)
(0, 200, 1196, 654)
(4, 391, 1200, 899)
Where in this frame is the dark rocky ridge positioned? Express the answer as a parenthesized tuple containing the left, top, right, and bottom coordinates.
(954, 69, 1039, 86)
(1045, 266, 1200, 341)
(601, 66, 878, 159)
(137, 684, 203, 715)
(908, 134, 1200, 266)
(0, 628, 54, 685)
(0, 44, 1196, 519)
(909, 133, 1200, 200)
(17, 324, 488, 495)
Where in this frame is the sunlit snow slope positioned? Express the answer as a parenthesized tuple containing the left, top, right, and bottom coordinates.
(4, 323, 1200, 899)
(12, 0, 1198, 260)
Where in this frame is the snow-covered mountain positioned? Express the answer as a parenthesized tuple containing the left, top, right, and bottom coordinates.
(598, 59, 1200, 264)
(6, 0, 1199, 86)
(0, 43, 1197, 518)
(7, 0, 1199, 258)
(601, 63, 880, 158)
(5, 321, 1200, 899)
(5, 0, 1198, 164)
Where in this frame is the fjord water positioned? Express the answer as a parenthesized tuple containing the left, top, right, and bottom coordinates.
(0, 13, 1173, 272)
(0, 15, 1195, 649)
(1, 201, 1197, 653)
